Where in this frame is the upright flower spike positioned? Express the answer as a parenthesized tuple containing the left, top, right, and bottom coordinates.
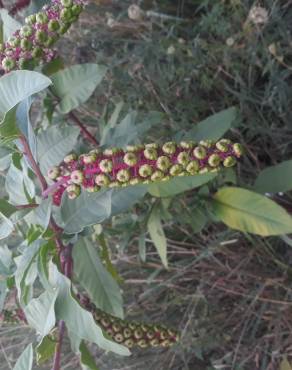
(47, 139, 244, 205)
(0, 0, 87, 74)
(78, 295, 180, 349)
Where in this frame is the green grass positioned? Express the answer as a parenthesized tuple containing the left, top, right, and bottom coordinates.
(1, 0, 292, 369)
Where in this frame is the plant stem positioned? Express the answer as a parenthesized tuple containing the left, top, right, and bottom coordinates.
(69, 111, 99, 146)
(52, 320, 66, 370)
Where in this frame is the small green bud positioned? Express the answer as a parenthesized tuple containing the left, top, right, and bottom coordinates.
(223, 156, 237, 167)
(199, 139, 214, 148)
(99, 159, 113, 173)
(2, 57, 15, 71)
(138, 164, 153, 178)
(61, 0, 73, 7)
(233, 143, 244, 157)
(216, 140, 229, 152)
(116, 169, 130, 183)
(123, 152, 137, 166)
(64, 153, 77, 163)
(133, 328, 143, 339)
(86, 185, 100, 193)
(20, 38, 32, 51)
(156, 156, 171, 171)
(101, 317, 110, 328)
(60, 8, 73, 22)
(83, 153, 96, 164)
(180, 141, 194, 149)
(150, 338, 160, 347)
(48, 19, 60, 32)
(151, 170, 164, 181)
(72, 4, 83, 16)
(20, 25, 33, 37)
(126, 144, 141, 152)
(124, 339, 134, 348)
(199, 167, 210, 174)
(113, 333, 124, 343)
(146, 330, 155, 339)
(47, 166, 60, 180)
(95, 174, 110, 187)
(169, 164, 183, 176)
(108, 181, 120, 188)
(208, 154, 221, 167)
(70, 170, 84, 185)
(193, 146, 207, 159)
(44, 36, 58, 48)
(8, 36, 20, 47)
(162, 141, 176, 155)
(35, 12, 48, 24)
(177, 151, 190, 166)
(143, 147, 158, 160)
(145, 143, 159, 149)
(112, 323, 121, 332)
(161, 339, 171, 347)
(59, 23, 71, 35)
(129, 178, 140, 186)
(66, 184, 81, 199)
(137, 339, 148, 348)
(186, 160, 199, 174)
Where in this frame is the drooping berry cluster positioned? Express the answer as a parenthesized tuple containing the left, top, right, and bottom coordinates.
(79, 296, 180, 349)
(0, 0, 86, 73)
(47, 139, 244, 206)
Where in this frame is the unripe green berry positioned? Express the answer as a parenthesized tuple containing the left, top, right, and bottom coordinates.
(139, 164, 153, 178)
(64, 153, 77, 163)
(59, 23, 71, 35)
(72, 4, 83, 16)
(208, 154, 221, 167)
(193, 146, 207, 159)
(124, 339, 134, 348)
(32, 47, 43, 59)
(44, 36, 58, 48)
(123, 152, 137, 166)
(216, 140, 229, 152)
(126, 144, 140, 152)
(47, 166, 60, 180)
(8, 36, 20, 47)
(137, 339, 148, 348)
(35, 12, 48, 24)
(161, 175, 170, 182)
(180, 141, 194, 149)
(123, 328, 132, 338)
(156, 156, 171, 171)
(169, 164, 183, 176)
(20, 25, 33, 37)
(61, 0, 73, 7)
(25, 14, 36, 25)
(99, 159, 113, 173)
(113, 333, 124, 343)
(129, 178, 140, 186)
(177, 151, 190, 166)
(223, 156, 237, 167)
(70, 170, 84, 185)
(89, 149, 101, 155)
(144, 147, 158, 160)
(108, 181, 120, 188)
(199, 167, 210, 174)
(116, 169, 130, 183)
(2, 57, 16, 71)
(146, 330, 155, 339)
(161, 339, 171, 347)
(233, 143, 244, 157)
(133, 328, 143, 339)
(162, 141, 176, 154)
(186, 160, 199, 174)
(35, 30, 48, 43)
(18, 58, 34, 70)
(83, 153, 96, 164)
(151, 170, 164, 181)
(95, 174, 110, 187)
(199, 139, 214, 148)
(48, 19, 60, 32)
(86, 185, 100, 193)
(145, 143, 159, 149)
(66, 184, 81, 199)
(112, 323, 121, 332)
(20, 38, 32, 51)
(150, 338, 159, 347)
(60, 8, 73, 22)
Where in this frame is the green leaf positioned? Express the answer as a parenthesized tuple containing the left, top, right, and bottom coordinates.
(25, 198, 52, 229)
(0, 244, 14, 275)
(0, 9, 21, 41)
(36, 336, 56, 365)
(0, 71, 51, 118)
(148, 173, 216, 198)
(211, 187, 292, 236)
(37, 126, 79, 174)
(254, 160, 292, 194)
(5, 162, 31, 205)
(147, 206, 168, 268)
(24, 289, 58, 337)
(51, 63, 107, 114)
(51, 266, 130, 356)
(60, 185, 146, 234)
(182, 107, 237, 141)
(0, 211, 14, 239)
(0, 106, 19, 140)
(73, 239, 123, 318)
(13, 344, 33, 370)
(0, 199, 17, 217)
(79, 341, 100, 370)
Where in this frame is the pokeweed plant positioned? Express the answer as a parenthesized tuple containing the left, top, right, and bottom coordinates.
(0, 1, 292, 369)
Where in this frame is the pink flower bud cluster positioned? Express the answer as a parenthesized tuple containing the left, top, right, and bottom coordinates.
(47, 139, 244, 206)
(0, 0, 86, 73)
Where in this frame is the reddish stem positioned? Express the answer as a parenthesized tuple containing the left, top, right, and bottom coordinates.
(52, 320, 66, 370)
(15, 203, 38, 209)
(69, 112, 99, 146)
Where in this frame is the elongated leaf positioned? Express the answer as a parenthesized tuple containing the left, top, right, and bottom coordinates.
(25, 198, 52, 229)
(147, 206, 168, 268)
(13, 344, 33, 370)
(73, 239, 123, 318)
(0, 212, 14, 239)
(5, 162, 30, 205)
(36, 336, 56, 365)
(24, 289, 58, 337)
(182, 107, 237, 141)
(0, 9, 21, 41)
(51, 63, 107, 114)
(0, 199, 17, 217)
(79, 341, 100, 370)
(61, 185, 146, 234)
(51, 266, 130, 356)
(212, 187, 292, 236)
(254, 160, 292, 194)
(148, 173, 216, 197)
(37, 126, 79, 174)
